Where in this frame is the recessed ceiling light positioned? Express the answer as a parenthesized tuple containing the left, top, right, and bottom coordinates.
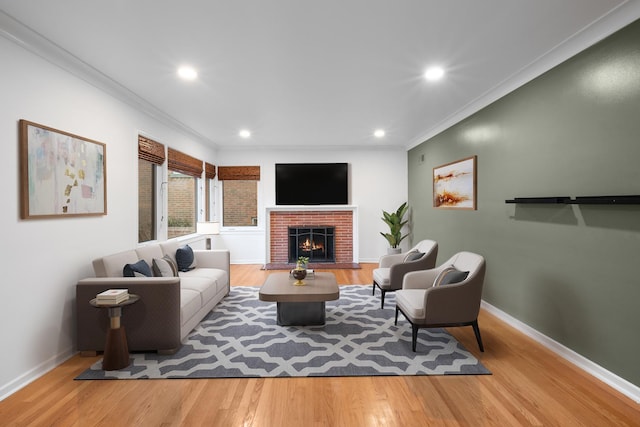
(374, 129, 385, 138)
(177, 66, 198, 80)
(239, 130, 251, 138)
(424, 66, 444, 81)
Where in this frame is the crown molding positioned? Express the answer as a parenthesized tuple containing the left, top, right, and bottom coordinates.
(406, 0, 640, 150)
(0, 10, 216, 148)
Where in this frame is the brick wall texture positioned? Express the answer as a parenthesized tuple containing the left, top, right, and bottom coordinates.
(270, 211, 353, 263)
(168, 175, 196, 238)
(223, 180, 257, 226)
(138, 159, 154, 242)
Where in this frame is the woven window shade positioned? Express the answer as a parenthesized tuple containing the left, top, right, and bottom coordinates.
(205, 162, 216, 180)
(217, 166, 261, 180)
(138, 135, 165, 165)
(167, 148, 203, 177)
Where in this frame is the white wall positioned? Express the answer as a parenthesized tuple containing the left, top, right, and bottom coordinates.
(0, 36, 218, 399)
(0, 33, 408, 399)
(217, 148, 408, 264)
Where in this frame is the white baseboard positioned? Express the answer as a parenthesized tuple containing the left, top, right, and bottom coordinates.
(0, 347, 75, 402)
(481, 300, 640, 403)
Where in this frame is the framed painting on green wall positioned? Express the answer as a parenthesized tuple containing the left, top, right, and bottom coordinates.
(433, 155, 477, 210)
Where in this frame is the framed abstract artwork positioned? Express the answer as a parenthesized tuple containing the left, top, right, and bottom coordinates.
(19, 120, 107, 219)
(433, 155, 477, 210)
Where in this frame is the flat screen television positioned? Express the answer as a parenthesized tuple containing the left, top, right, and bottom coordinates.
(275, 163, 349, 205)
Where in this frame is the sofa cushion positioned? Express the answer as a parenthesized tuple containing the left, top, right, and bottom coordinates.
(180, 288, 202, 327)
(176, 245, 197, 272)
(123, 259, 152, 277)
(396, 289, 427, 320)
(373, 268, 390, 288)
(433, 266, 469, 287)
(159, 240, 180, 264)
(98, 250, 140, 277)
(152, 255, 179, 277)
(135, 244, 164, 269)
(181, 277, 218, 304)
(180, 268, 229, 294)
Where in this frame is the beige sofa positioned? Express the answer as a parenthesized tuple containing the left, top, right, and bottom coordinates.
(76, 240, 230, 354)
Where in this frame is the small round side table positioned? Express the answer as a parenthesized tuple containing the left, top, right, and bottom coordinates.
(89, 294, 140, 371)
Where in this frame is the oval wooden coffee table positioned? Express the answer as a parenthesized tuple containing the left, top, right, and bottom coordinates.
(258, 272, 339, 326)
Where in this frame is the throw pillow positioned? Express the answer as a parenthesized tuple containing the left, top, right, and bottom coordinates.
(402, 249, 419, 262)
(152, 255, 178, 277)
(175, 244, 196, 272)
(123, 259, 152, 277)
(432, 266, 469, 287)
(404, 251, 424, 262)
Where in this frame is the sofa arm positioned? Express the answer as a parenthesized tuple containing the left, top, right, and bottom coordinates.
(424, 281, 483, 324)
(378, 252, 406, 268)
(194, 249, 230, 273)
(76, 277, 181, 354)
(402, 269, 440, 290)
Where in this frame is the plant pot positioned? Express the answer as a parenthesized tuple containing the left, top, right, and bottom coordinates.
(387, 247, 402, 255)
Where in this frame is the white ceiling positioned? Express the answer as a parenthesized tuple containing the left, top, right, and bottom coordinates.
(1, 1, 639, 150)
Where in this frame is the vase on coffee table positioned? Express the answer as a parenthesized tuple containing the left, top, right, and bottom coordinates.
(292, 268, 307, 285)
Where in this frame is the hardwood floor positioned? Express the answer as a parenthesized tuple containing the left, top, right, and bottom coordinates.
(1, 264, 639, 426)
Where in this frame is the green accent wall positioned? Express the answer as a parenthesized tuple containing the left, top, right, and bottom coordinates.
(408, 19, 640, 387)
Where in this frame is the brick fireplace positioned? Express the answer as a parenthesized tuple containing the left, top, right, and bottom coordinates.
(268, 207, 356, 265)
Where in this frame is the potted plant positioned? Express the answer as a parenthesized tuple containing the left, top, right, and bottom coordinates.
(296, 256, 309, 270)
(380, 202, 409, 253)
(292, 256, 309, 285)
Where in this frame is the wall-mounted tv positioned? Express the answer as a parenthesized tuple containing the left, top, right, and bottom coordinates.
(275, 163, 349, 205)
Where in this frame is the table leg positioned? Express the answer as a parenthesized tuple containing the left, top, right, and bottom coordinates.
(102, 306, 131, 370)
(277, 301, 326, 326)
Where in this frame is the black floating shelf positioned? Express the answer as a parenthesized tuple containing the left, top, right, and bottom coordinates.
(570, 195, 640, 204)
(505, 195, 640, 205)
(505, 197, 570, 204)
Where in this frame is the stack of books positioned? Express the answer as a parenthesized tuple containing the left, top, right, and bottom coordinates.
(96, 289, 129, 305)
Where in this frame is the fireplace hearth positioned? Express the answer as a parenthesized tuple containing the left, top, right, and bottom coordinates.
(289, 226, 335, 263)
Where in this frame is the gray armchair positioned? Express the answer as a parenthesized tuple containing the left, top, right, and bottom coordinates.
(394, 251, 486, 352)
(372, 239, 438, 308)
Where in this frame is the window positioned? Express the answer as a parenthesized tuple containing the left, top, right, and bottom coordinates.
(204, 162, 216, 221)
(223, 180, 258, 226)
(167, 148, 203, 238)
(167, 172, 198, 238)
(138, 159, 157, 242)
(218, 166, 260, 227)
(138, 136, 165, 243)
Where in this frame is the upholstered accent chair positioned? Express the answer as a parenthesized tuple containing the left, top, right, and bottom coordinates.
(372, 239, 438, 309)
(394, 251, 486, 352)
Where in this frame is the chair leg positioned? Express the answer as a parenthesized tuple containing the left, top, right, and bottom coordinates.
(472, 320, 484, 352)
(394, 307, 399, 325)
(411, 325, 418, 352)
(380, 290, 386, 309)
(372, 282, 376, 295)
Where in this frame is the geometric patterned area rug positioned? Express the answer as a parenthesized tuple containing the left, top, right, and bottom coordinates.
(76, 285, 490, 380)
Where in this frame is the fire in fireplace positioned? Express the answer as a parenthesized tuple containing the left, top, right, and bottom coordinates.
(288, 226, 335, 263)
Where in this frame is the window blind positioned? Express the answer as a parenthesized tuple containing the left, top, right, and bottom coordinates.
(167, 148, 203, 177)
(205, 162, 216, 180)
(138, 135, 165, 165)
(217, 166, 260, 180)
